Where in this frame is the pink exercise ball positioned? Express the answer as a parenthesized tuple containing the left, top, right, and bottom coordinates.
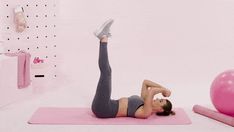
(210, 70, 234, 116)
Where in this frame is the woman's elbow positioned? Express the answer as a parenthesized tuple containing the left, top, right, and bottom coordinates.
(143, 79, 148, 83)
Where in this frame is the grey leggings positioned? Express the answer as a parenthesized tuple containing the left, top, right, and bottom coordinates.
(91, 42, 119, 118)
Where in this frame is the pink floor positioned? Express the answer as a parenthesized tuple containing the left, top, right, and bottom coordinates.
(0, 86, 233, 132)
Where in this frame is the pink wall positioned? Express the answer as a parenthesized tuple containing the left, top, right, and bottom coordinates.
(0, 0, 59, 107)
(1, 0, 234, 107)
(57, 0, 234, 107)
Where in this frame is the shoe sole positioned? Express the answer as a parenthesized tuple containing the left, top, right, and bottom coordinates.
(94, 19, 113, 37)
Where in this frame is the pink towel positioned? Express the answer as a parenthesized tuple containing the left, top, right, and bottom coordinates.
(5, 51, 31, 88)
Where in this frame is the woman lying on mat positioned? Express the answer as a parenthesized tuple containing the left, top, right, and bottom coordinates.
(92, 19, 175, 119)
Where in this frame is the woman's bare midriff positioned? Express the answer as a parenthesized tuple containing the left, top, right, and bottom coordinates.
(116, 97, 128, 117)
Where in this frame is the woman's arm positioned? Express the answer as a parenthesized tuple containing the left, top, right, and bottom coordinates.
(135, 88, 159, 118)
(141, 80, 148, 100)
(136, 87, 172, 118)
(141, 80, 170, 99)
(143, 79, 165, 88)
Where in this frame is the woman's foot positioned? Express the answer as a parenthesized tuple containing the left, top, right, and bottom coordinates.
(94, 19, 114, 40)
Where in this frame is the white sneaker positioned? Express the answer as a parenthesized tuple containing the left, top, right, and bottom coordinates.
(94, 19, 114, 40)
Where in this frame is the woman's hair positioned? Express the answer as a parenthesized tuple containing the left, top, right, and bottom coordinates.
(156, 99, 175, 116)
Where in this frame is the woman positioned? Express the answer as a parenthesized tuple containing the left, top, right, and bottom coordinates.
(92, 19, 175, 119)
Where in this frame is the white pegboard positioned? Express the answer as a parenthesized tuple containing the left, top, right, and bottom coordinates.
(0, 0, 59, 89)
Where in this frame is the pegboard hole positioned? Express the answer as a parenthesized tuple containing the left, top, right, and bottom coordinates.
(54, 65, 57, 67)
(45, 4, 47, 7)
(27, 26, 29, 28)
(17, 37, 20, 40)
(7, 38, 10, 41)
(54, 25, 56, 27)
(7, 16, 9, 18)
(36, 26, 39, 28)
(27, 37, 30, 39)
(18, 49, 20, 51)
(36, 4, 38, 7)
(27, 48, 30, 50)
(45, 56, 48, 58)
(54, 35, 57, 37)
(45, 46, 48, 48)
(26, 4, 29, 7)
(7, 27, 10, 29)
(6, 4, 9, 7)
(45, 15, 48, 17)
(36, 47, 39, 49)
(26, 15, 29, 18)
(54, 45, 57, 47)
(54, 55, 57, 57)
(45, 36, 48, 38)
(8, 49, 10, 52)
(36, 15, 39, 17)
(36, 36, 39, 39)
(45, 25, 48, 28)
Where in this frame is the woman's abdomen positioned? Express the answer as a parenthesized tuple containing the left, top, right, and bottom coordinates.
(116, 97, 128, 117)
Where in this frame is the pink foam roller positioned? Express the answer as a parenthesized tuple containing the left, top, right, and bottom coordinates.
(193, 105, 234, 127)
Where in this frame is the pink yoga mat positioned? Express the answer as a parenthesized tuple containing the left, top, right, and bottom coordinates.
(193, 105, 234, 127)
(28, 107, 191, 125)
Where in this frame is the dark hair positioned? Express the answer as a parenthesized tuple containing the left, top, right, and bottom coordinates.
(156, 99, 175, 116)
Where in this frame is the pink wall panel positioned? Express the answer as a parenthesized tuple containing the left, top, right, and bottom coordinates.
(0, 0, 59, 107)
